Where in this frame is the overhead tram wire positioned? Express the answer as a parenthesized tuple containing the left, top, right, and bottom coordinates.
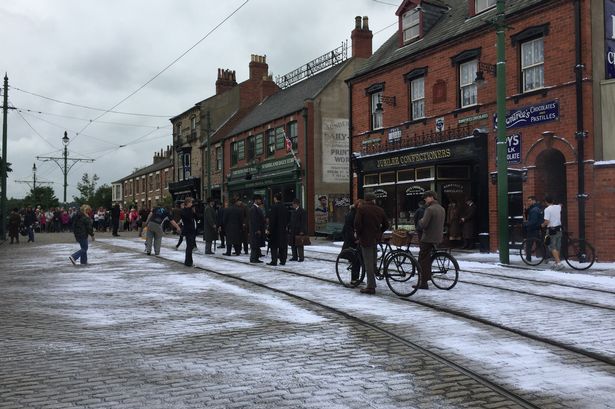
(71, 0, 250, 143)
(16, 107, 165, 129)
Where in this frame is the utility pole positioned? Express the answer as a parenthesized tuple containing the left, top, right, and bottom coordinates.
(37, 131, 94, 204)
(1, 73, 16, 240)
(15, 163, 54, 201)
(495, 0, 509, 264)
(206, 110, 212, 201)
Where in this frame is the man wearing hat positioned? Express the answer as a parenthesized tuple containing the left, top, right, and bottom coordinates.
(417, 191, 446, 289)
(249, 194, 266, 263)
(354, 191, 389, 294)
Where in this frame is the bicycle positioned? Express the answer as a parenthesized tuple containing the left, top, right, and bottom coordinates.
(389, 242, 460, 290)
(520, 230, 595, 270)
(335, 232, 421, 297)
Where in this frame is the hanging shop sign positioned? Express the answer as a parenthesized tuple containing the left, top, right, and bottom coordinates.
(494, 100, 559, 129)
(388, 127, 402, 143)
(606, 0, 615, 79)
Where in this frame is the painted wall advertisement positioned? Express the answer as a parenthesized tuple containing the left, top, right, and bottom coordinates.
(322, 118, 349, 183)
(495, 133, 522, 164)
(494, 100, 559, 129)
(607, 0, 615, 79)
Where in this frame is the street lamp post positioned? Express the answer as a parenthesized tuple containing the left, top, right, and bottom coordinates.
(62, 131, 69, 203)
(495, 0, 509, 264)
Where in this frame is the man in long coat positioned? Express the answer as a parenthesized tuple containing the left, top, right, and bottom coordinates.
(248, 195, 266, 263)
(460, 198, 476, 249)
(266, 192, 288, 266)
(222, 196, 244, 256)
(203, 198, 218, 254)
(418, 191, 446, 289)
(288, 198, 307, 262)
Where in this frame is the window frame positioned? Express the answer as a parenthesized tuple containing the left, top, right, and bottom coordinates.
(371, 91, 383, 130)
(475, 0, 496, 14)
(287, 121, 298, 149)
(247, 135, 255, 161)
(216, 146, 223, 171)
(275, 126, 285, 150)
(459, 59, 478, 108)
(402, 8, 420, 43)
(255, 133, 264, 156)
(520, 37, 545, 93)
(267, 129, 276, 156)
(410, 76, 425, 120)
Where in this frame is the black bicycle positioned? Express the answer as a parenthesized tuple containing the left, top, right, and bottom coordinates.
(520, 230, 595, 270)
(394, 243, 460, 290)
(335, 236, 421, 297)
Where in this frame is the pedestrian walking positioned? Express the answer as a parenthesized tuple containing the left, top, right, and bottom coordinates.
(144, 204, 178, 256)
(354, 192, 389, 294)
(542, 195, 564, 269)
(179, 197, 196, 266)
(266, 193, 289, 266)
(446, 200, 462, 245)
(288, 198, 307, 261)
(69, 204, 95, 266)
(524, 196, 544, 261)
(460, 197, 476, 249)
(239, 200, 250, 255)
(417, 191, 446, 289)
(203, 198, 218, 254)
(413, 200, 426, 242)
(341, 200, 360, 250)
(222, 196, 244, 256)
(248, 195, 266, 263)
(217, 202, 226, 248)
(173, 202, 186, 250)
(24, 206, 36, 243)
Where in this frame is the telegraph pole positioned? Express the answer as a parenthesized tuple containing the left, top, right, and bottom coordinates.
(1, 73, 15, 240)
(37, 131, 94, 204)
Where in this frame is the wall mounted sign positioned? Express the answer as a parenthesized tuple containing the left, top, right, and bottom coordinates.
(606, 0, 615, 79)
(494, 100, 559, 129)
(458, 112, 488, 125)
(322, 118, 349, 183)
(435, 117, 445, 132)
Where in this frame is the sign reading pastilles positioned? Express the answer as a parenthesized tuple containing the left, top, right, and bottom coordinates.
(494, 100, 559, 129)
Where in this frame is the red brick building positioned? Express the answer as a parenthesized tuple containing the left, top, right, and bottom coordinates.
(348, 0, 615, 260)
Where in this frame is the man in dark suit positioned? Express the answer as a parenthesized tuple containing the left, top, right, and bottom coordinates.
(461, 197, 477, 249)
(111, 203, 121, 237)
(354, 192, 389, 294)
(222, 196, 244, 256)
(288, 198, 307, 262)
(248, 195, 266, 263)
(266, 192, 289, 266)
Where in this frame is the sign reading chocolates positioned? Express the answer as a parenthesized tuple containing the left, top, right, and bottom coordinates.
(494, 100, 559, 129)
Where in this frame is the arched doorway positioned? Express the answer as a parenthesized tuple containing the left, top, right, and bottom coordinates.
(535, 148, 567, 224)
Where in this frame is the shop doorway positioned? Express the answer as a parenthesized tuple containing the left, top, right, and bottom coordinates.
(535, 148, 567, 223)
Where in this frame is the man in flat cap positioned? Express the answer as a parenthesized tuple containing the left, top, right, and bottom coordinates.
(417, 191, 445, 289)
(354, 191, 389, 294)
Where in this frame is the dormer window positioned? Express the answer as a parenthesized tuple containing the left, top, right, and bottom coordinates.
(402, 9, 420, 43)
(475, 0, 496, 14)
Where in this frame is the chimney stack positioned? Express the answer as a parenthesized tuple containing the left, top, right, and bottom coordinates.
(249, 54, 268, 81)
(216, 68, 237, 95)
(351, 16, 373, 59)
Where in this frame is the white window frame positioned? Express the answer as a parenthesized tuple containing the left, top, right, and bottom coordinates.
(371, 91, 383, 130)
(460, 60, 478, 108)
(402, 9, 420, 43)
(475, 0, 496, 13)
(521, 37, 545, 92)
(410, 77, 425, 120)
(216, 146, 223, 171)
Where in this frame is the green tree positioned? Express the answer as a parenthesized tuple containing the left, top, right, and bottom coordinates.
(22, 186, 60, 209)
(91, 184, 112, 209)
(73, 173, 99, 205)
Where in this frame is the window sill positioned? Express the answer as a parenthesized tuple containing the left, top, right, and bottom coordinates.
(402, 118, 428, 128)
(511, 88, 549, 104)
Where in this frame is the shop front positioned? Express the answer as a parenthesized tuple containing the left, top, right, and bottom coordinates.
(355, 133, 489, 238)
(226, 156, 301, 208)
(168, 177, 201, 204)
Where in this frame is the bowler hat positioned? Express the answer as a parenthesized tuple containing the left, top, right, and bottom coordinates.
(364, 192, 377, 201)
(422, 190, 438, 200)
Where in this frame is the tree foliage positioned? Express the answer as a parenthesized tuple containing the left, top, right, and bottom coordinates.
(23, 186, 60, 209)
(73, 173, 99, 205)
(91, 184, 112, 210)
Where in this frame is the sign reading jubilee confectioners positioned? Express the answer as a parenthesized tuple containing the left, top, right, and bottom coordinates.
(607, 0, 615, 79)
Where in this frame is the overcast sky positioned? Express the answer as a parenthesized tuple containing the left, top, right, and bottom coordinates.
(1, 0, 399, 202)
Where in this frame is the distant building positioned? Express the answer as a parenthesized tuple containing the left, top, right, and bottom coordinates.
(111, 147, 173, 210)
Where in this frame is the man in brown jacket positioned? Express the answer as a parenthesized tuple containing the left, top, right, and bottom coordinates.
(354, 192, 389, 294)
(417, 191, 445, 289)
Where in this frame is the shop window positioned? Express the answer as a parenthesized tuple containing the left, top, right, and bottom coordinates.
(287, 121, 298, 149)
(398, 169, 415, 182)
(437, 166, 470, 180)
(275, 127, 285, 150)
(410, 77, 425, 120)
(371, 91, 383, 129)
(247, 136, 255, 161)
(380, 172, 396, 184)
(460, 60, 478, 108)
(231, 141, 244, 166)
(521, 37, 544, 92)
(267, 129, 275, 156)
(364, 174, 379, 186)
(183, 153, 191, 179)
(416, 166, 434, 181)
(255, 133, 264, 156)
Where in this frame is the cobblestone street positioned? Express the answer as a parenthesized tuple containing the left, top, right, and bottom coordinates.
(0, 233, 530, 409)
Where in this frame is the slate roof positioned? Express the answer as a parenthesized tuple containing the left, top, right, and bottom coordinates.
(352, 0, 547, 79)
(229, 61, 350, 136)
(112, 157, 172, 184)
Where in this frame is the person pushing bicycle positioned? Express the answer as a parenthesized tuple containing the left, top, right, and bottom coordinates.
(417, 191, 446, 290)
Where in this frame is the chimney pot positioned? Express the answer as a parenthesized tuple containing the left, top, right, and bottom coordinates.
(362, 16, 369, 30)
(355, 16, 361, 29)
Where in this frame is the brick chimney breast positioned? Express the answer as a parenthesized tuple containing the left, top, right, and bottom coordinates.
(249, 54, 268, 81)
(351, 16, 373, 59)
(216, 68, 238, 95)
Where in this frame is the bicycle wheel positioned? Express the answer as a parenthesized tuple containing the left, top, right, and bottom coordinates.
(564, 239, 595, 270)
(384, 251, 421, 297)
(430, 252, 459, 290)
(336, 248, 365, 287)
(520, 238, 546, 266)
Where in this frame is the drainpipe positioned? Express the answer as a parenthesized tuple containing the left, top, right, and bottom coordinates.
(302, 105, 309, 209)
(348, 82, 354, 202)
(574, 0, 587, 243)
